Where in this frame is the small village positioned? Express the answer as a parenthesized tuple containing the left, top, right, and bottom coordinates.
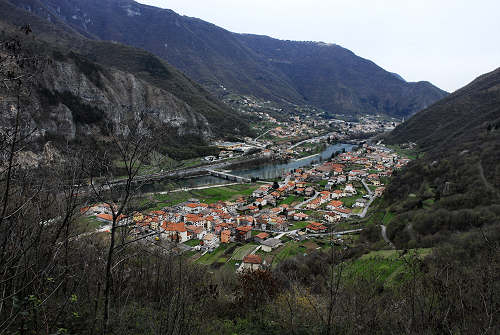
(82, 142, 410, 272)
(209, 104, 400, 162)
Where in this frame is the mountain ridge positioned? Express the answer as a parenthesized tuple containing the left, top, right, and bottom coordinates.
(0, 0, 251, 159)
(13, 0, 448, 118)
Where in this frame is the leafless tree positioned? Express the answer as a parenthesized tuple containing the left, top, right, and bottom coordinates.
(84, 116, 157, 333)
(0, 28, 91, 334)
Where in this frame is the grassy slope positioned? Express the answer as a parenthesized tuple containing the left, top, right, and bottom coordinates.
(344, 248, 432, 287)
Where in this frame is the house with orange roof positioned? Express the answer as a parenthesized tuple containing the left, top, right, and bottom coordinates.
(324, 212, 341, 223)
(271, 191, 281, 199)
(220, 229, 231, 243)
(306, 222, 327, 233)
(247, 205, 259, 213)
(333, 208, 352, 218)
(319, 191, 332, 203)
(254, 198, 267, 207)
(96, 213, 127, 224)
(186, 225, 206, 240)
(236, 216, 254, 226)
(306, 198, 322, 210)
(182, 203, 208, 214)
(236, 226, 253, 241)
(326, 200, 344, 211)
(203, 233, 219, 249)
(241, 255, 263, 271)
(269, 216, 288, 231)
(332, 189, 345, 199)
(161, 222, 188, 243)
(293, 212, 309, 221)
(254, 232, 269, 242)
(295, 187, 305, 195)
(151, 210, 166, 217)
(80, 206, 90, 215)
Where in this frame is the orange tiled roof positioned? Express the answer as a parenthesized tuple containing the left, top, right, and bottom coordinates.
(255, 232, 269, 239)
(243, 254, 262, 264)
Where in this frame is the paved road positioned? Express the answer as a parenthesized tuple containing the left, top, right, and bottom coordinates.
(307, 228, 364, 237)
(294, 193, 319, 209)
(348, 178, 375, 218)
(357, 196, 375, 218)
(361, 178, 373, 195)
(254, 128, 273, 141)
(151, 182, 245, 195)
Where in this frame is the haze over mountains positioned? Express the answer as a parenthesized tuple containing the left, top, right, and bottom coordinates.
(11, 0, 447, 118)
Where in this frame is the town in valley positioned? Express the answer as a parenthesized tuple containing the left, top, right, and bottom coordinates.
(81, 120, 411, 272)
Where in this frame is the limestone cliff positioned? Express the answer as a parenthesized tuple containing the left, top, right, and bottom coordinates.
(33, 56, 212, 140)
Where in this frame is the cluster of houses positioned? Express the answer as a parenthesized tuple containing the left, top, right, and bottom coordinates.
(82, 144, 408, 270)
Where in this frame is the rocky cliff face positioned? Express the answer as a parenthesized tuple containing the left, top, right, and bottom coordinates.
(0, 0, 252, 150)
(33, 57, 211, 140)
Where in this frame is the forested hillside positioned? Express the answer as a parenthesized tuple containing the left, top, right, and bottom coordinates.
(383, 67, 500, 246)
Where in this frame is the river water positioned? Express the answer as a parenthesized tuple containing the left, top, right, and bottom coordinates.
(140, 143, 354, 193)
(230, 143, 354, 180)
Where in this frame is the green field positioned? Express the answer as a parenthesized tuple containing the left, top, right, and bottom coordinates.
(317, 180, 328, 187)
(278, 195, 305, 206)
(271, 242, 307, 267)
(196, 243, 236, 265)
(342, 195, 361, 208)
(184, 239, 202, 247)
(386, 144, 420, 160)
(151, 183, 260, 209)
(232, 243, 258, 261)
(344, 248, 433, 287)
(76, 216, 103, 234)
(382, 211, 395, 225)
(289, 221, 309, 230)
(360, 248, 432, 260)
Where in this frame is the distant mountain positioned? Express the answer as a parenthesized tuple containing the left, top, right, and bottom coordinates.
(383, 67, 500, 247)
(0, 0, 251, 159)
(12, 0, 448, 118)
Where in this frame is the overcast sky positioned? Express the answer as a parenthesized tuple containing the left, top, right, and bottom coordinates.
(137, 0, 500, 92)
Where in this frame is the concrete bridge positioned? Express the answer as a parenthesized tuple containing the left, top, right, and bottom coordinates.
(206, 169, 252, 183)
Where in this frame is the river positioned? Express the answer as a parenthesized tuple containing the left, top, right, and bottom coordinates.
(140, 143, 354, 193)
(230, 143, 354, 180)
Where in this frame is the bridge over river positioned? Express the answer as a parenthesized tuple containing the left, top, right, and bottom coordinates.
(205, 169, 252, 183)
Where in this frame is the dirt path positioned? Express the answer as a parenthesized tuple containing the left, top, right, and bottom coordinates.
(478, 161, 499, 198)
(381, 225, 395, 249)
